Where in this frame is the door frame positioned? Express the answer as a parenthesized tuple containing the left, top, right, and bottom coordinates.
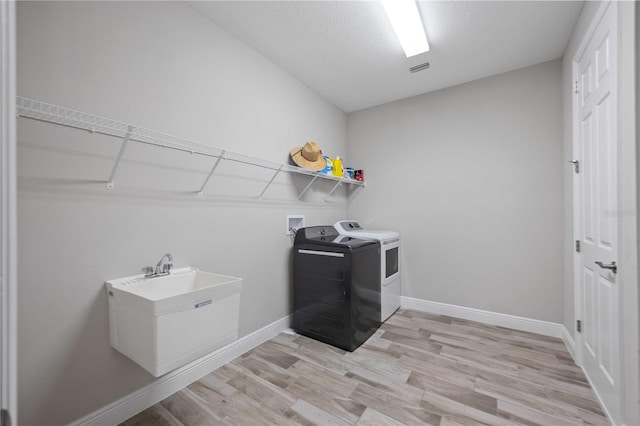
(572, 1, 639, 425)
(0, 1, 17, 424)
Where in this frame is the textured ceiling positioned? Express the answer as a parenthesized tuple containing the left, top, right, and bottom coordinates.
(189, 1, 584, 113)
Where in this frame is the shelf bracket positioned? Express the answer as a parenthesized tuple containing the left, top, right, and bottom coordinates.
(324, 179, 343, 202)
(297, 174, 319, 200)
(107, 125, 133, 189)
(197, 150, 225, 196)
(258, 165, 282, 199)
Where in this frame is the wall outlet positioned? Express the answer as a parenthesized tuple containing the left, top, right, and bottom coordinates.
(286, 215, 305, 236)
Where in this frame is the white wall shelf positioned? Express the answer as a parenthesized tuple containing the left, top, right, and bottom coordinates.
(16, 97, 365, 200)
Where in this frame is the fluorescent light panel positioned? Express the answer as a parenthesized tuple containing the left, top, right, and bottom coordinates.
(381, 0, 429, 58)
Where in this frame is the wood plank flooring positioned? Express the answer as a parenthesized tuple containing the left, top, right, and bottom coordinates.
(121, 309, 609, 425)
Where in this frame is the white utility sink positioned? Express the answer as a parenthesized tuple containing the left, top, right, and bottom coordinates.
(106, 267, 242, 377)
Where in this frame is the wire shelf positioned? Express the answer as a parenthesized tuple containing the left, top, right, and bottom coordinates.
(16, 97, 365, 198)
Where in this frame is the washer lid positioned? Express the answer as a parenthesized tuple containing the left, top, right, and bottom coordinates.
(294, 226, 377, 248)
(303, 235, 377, 249)
(334, 220, 400, 241)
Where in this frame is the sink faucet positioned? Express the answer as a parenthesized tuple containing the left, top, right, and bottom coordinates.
(142, 253, 173, 278)
(155, 253, 173, 275)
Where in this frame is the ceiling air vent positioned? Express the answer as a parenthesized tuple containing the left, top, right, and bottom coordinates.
(409, 62, 430, 73)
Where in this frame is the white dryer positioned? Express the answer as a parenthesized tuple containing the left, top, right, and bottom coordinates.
(334, 220, 401, 322)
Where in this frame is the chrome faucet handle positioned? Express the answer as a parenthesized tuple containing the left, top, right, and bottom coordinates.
(141, 266, 154, 276)
(162, 263, 173, 273)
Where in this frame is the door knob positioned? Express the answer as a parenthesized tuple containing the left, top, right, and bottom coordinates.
(595, 261, 617, 274)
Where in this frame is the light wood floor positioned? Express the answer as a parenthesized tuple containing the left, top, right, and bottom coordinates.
(122, 309, 609, 425)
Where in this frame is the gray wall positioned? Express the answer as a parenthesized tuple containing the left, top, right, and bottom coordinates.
(17, 2, 348, 424)
(347, 60, 564, 323)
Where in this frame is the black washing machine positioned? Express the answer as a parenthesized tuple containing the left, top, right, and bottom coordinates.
(293, 226, 381, 351)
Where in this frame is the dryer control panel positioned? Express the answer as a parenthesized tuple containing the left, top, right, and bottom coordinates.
(334, 221, 362, 233)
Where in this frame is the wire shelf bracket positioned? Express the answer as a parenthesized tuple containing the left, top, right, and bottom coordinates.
(197, 150, 226, 197)
(107, 125, 133, 189)
(324, 179, 344, 202)
(297, 175, 320, 200)
(258, 165, 282, 199)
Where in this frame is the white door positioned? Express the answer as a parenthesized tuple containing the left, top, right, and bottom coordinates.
(575, 1, 619, 421)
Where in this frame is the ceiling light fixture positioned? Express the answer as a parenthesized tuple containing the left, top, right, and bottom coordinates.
(381, 0, 429, 58)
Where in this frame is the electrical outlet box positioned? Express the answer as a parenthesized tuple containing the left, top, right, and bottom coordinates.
(286, 215, 305, 236)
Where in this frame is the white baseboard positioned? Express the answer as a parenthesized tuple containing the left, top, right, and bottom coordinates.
(400, 296, 565, 339)
(70, 315, 292, 426)
(561, 325, 577, 361)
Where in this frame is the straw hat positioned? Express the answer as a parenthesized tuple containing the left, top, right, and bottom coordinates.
(290, 141, 325, 171)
